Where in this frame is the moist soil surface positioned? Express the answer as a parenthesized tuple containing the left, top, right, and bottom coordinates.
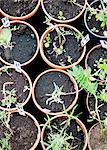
(0, 68, 29, 108)
(0, 0, 38, 17)
(35, 71, 76, 113)
(86, 46, 107, 73)
(86, 0, 107, 37)
(89, 123, 107, 150)
(44, 27, 83, 66)
(43, 0, 85, 20)
(43, 117, 85, 149)
(0, 112, 38, 150)
(0, 23, 37, 64)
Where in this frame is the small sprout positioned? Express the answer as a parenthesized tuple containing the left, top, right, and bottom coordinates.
(44, 33, 51, 48)
(1, 82, 17, 108)
(0, 132, 11, 150)
(45, 82, 73, 105)
(58, 11, 66, 20)
(73, 31, 83, 42)
(67, 55, 72, 63)
(53, 42, 65, 57)
(23, 86, 30, 92)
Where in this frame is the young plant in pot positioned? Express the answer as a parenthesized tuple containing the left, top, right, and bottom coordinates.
(68, 59, 107, 119)
(84, 44, 107, 121)
(41, 0, 87, 23)
(0, 0, 41, 20)
(0, 109, 41, 150)
(41, 108, 88, 150)
(84, 0, 107, 38)
(68, 63, 107, 149)
(0, 66, 32, 111)
(0, 20, 39, 67)
(32, 68, 79, 115)
(40, 23, 86, 69)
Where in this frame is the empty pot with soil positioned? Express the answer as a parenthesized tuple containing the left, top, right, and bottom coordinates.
(32, 69, 79, 115)
(0, 110, 41, 150)
(88, 122, 107, 150)
(0, 20, 39, 67)
(84, 0, 107, 38)
(40, 24, 86, 69)
(0, 66, 32, 111)
(0, 0, 41, 20)
(41, 0, 87, 23)
(41, 114, 88, 150)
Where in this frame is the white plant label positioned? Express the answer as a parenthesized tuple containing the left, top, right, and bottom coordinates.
(100, 40, 107, 49)
(81, 34, 90, 47)
(103, 0, 107, 3)
(1, 17, 10, 27)
(14, 61, 22, 73)
(16, 104, 26, 116)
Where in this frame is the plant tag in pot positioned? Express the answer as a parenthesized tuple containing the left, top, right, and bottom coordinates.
(81, 34, 90, 47)
(1, 17, 10, 27)
(14, 61, 22, 73)
(16, 103, 26, 116)
(100, 40, 107, 49)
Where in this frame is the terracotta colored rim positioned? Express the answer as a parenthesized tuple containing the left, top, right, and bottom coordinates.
(84, 0, 107, 39)
(0, 0, 41, 20)
(85, 44, 101, 69)
(0, 66, 32, 111)
(40, 24, 86, 69)
(0, 20, 39, 67)
(41, 114, 88, 150)
(88, 122, 99, 150)
(9, 110, 41, 150)
(32, 69, 79, 116)
(41, 0, 87, 23)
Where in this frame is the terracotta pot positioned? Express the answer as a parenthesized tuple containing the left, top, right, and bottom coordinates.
(7, 110, 41, 150)
(40, 24, 86, 69)
(0, 66, 32, 111)
(0, 20, 39, 67)
(85, 44, 102, 69)
(88, 123, 100, 150)
(84, 0, 107, 39)
(32, 69, 79, 115)
(41, 0, 87, 23)
(41, 114, 88, 150)
(0, 0, 41, 20)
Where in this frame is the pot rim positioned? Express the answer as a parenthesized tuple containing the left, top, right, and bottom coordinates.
(0, 65, 32, 111)
(0, 0, 41, 20)
(32, 68, 79, 116)
(41, 114, 88, 150)
(40, 24, 86, 69)
(41, 0, 87, 23)
(84, 0, 107, 39)
(0, 20, 40, 67)
(8, 110, 41, 150)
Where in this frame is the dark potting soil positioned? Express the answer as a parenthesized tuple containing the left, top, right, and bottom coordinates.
(0, 24, 37, 64)
(0, 69, 29, 108)
(43, 0, 85, 20)
(86, 1, 107, 36)
(0, 113, 38, 150)
(44, 28, 83, 66)
(35, 71, 76, 113)
(43, 117, 85, 149)
(87, 94, 107, 120)
(89, 123, 107, 150)
(0, 0, 38, 17)
(87, 47, 107, 73)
